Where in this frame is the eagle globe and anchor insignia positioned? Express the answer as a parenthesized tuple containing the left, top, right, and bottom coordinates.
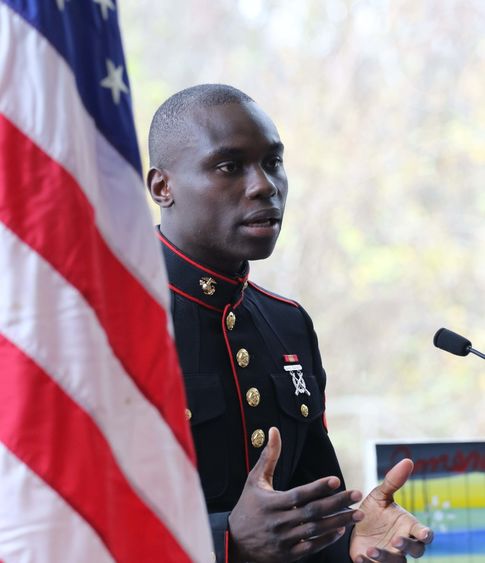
(283, 354, 310, 397)
(199, 276, 217, 296)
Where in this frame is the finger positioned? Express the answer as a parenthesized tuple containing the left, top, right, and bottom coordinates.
(409, 524, 434, 544)
(391, 536, 426, 559)
(276, 475, 362, 511)
(285, 508, 364, 545)
(375, 458, 414, 499)
(249, 426, 281, 489)
(291, 526, 347, 559)
(392, 526, 433, 557)
(290, 490, 364, 525)
(359, 547, 406, 562)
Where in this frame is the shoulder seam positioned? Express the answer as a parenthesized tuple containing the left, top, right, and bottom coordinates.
(248, 281, 299, 308)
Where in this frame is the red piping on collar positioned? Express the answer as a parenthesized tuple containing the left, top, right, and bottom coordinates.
(248, 281, 299, 307)
(168, 284, 224, 313)
(158, 231, 248, 285)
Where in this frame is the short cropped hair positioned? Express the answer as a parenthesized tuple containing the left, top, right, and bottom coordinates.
(148, 84, 254, 169)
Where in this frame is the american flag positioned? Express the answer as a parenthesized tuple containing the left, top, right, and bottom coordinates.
(0, 1, 212, 561)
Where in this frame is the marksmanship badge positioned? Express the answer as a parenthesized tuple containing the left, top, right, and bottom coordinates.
(283, 355, 310, 396)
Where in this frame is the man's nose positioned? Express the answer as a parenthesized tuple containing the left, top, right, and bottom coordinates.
(245, 166, 277, 199)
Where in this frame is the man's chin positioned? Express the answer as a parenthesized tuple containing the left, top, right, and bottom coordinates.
(244, 241, 278, 263)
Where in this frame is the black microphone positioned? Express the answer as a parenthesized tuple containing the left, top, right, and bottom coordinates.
(433, 328, 485, 360)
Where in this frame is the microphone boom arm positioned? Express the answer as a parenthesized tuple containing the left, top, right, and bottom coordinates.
(469, 346, 485, 360)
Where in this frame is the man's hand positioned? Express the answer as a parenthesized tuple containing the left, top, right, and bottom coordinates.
(228, 427, 364, 563)
(350, 459, 434, 562)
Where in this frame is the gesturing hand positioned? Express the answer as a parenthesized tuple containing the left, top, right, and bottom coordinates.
(228, 427, 364, 563)
(350, 459, 434, 562)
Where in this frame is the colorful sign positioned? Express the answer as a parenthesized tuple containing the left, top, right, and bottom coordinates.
(376, 442, 485, 562)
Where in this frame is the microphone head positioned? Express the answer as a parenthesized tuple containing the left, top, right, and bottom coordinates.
(433, 328, 471, 357)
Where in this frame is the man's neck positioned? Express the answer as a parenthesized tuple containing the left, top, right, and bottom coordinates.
(158, 227, 245, 276)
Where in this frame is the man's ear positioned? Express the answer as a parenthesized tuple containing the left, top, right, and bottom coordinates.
(147, 167, 174, 208)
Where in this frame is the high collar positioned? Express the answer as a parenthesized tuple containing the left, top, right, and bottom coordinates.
(158, 229, 250, 313)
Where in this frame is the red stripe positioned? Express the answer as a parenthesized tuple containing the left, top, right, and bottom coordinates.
(224, 530, 230, 562)
(232, 291, 246, 311)
(248, 281, 298, 307)
(283, 354, 299, 363)
(169, 283, 224, 313)
(0, 335, 190, 562)
(323, 392, 328, 431)
(0, 115, 194, 460)
(158, 231, 246, 285)
(221, 305, 250, 473)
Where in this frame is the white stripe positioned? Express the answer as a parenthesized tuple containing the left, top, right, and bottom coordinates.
(0, 4, 170, 322)
(0, 223, 213, 562)
(0, 444, 115, 563)
(284, 364, 303, 371)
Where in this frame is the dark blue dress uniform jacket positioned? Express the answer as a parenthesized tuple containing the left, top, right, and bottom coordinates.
(160, 231, 352, 563)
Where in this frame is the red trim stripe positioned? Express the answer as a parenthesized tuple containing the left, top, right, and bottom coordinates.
(221, 304, 250, 473)
(224, 530, 230, 562)
(232, 291, 246, 310)
(158, 231, 246, 285)
(0, 335, 190, 562)
(248, 281, 298, 307)
(0, 115, 194, 460)
(169, 283, 224, 313)
(323, 392, 328, 431)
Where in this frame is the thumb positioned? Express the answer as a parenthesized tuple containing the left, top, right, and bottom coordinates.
(377, 458, 414, 498)
(250, 427, 282, 490)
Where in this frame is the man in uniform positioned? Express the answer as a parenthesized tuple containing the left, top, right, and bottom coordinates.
(147, 84, 433, 562)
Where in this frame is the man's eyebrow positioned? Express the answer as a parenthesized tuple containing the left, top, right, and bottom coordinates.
(205, 147, 245, 161)
(270, 141, 285, 153)
(204, 142, 285, 161)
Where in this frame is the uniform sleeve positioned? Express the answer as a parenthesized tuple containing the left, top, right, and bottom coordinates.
(208, 511, 230, 563)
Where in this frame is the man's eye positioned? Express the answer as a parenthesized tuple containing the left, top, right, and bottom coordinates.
(266, 156, 283, 169)
(217, 161, 240, 173)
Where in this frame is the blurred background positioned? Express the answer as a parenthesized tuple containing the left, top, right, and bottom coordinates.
(119, 0, 484, 493)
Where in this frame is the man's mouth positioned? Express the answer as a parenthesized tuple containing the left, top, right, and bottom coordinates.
(243, 218, 279, 228)
(241, 208, 282, 229)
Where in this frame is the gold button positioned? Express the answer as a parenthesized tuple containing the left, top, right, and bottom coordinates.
(300, 404, 309, 418)
(226, 311, 236, 331)
(185, 408, 192, 421)
(243, 280, 249, 290)
(199, 276, 217, 295)
(236, 348, 250, 368)
(246, 387, 260, 407)
(251, 429, 265, 448)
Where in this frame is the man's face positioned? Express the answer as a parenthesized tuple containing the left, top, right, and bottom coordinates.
(158, 102, 288, 272)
